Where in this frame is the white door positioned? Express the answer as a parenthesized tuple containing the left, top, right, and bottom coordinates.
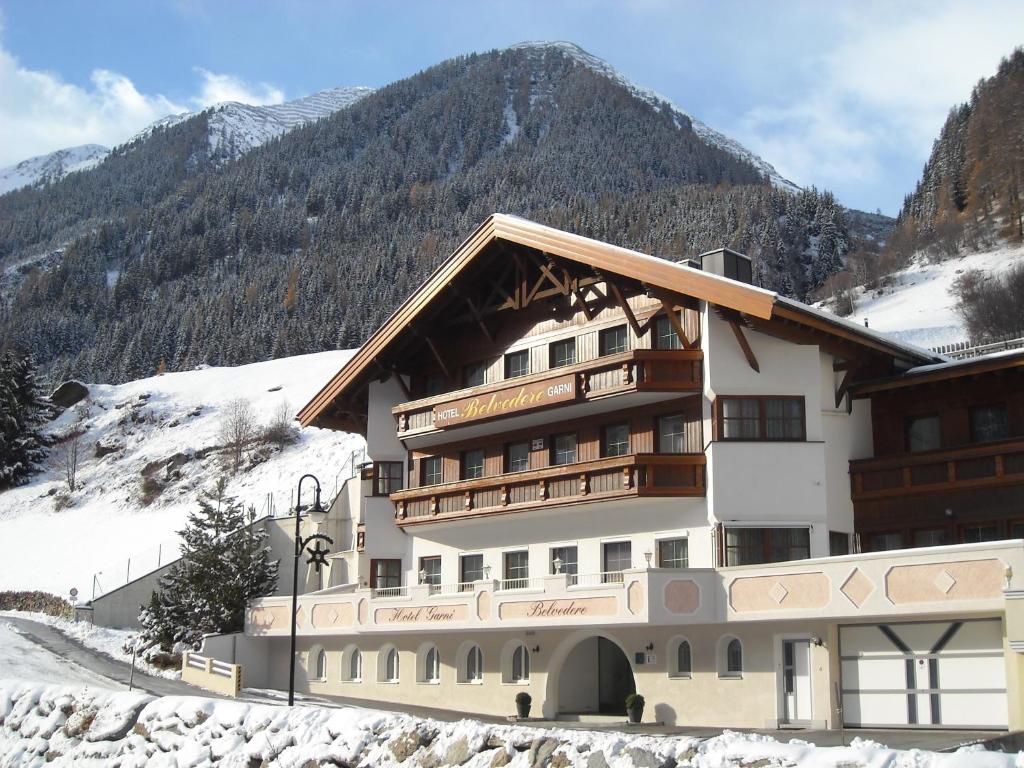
(782, 640, 812, 724)
(840, 619, 1007, 729)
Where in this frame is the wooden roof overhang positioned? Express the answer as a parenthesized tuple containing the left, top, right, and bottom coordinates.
(298, 214, 941, 433)
(850, 350, 1024, 397)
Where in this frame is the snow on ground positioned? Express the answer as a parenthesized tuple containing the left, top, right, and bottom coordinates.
(818, 241, 1024, 348)
(0, 611, 179, 681)
(0, 622, 121, 690)
(0, 144, 109, 196)
(0, 351, 363, 598)
(0, 681, 1016, 767)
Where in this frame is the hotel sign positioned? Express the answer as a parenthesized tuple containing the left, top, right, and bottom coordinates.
(432, 374, 577, 428)
(498, 596, 618, 621)
(374, 604, 469, 625)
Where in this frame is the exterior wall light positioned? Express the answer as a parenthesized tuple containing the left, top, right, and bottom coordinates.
(644, 550, 653, 566)
(553, 557, 563, 574)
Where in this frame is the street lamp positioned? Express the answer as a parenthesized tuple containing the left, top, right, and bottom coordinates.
(288, 473, 333, 706)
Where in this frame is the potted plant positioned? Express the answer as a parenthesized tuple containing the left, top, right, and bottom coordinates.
(515, 691, 532, 719)
(625, 693, 645, 724)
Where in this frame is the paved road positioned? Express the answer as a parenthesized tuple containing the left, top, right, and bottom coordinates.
(1, 616, 209, 698)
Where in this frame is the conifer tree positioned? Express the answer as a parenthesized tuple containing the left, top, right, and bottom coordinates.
(139, 478, 279, 650)
(0, 351, 50, 489)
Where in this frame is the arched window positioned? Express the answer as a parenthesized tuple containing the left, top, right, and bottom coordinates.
(674, 639, 692, 678)
(313, 647, 327, 680)
(724, 638, 741, 679)
(511, 643, 530, 683)
(343, 647, 362, 682)
(379, 646, 400, 682)
(465, 644, 483, 682)
(422, 645, 440, 683)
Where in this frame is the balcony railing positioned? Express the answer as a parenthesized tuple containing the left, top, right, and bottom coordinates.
(851, 439, 1024, 501)
(391, 452, 706, 525)
(392, 349, 702, 435)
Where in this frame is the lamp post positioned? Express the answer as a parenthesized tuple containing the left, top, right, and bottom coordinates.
(288, 473, 333, 706)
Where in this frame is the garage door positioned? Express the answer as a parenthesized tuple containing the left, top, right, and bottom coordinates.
(840, 619, 1007, 729)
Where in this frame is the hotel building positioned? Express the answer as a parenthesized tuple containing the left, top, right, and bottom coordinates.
(241, 214, 1024, 730)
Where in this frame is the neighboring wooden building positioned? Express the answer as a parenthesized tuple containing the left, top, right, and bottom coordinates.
(241, 215, 1024, 731)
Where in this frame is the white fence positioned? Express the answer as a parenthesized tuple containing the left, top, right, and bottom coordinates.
(932, 333, 1024, 360)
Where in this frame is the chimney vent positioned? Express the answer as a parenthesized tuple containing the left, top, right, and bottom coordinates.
(699, 248, 753, 284)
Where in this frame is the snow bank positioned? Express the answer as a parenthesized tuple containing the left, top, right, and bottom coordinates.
(0, 351, 363, 598)
(0, 681, 1018, 767)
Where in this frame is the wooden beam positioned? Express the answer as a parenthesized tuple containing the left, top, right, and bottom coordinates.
(423, 335, 453, 381)
(660, 299, 695, 351)
(609, 281, 642, 337)
(573, 287, 595, 320)
(729, 320, 760, 373)
(835, 367, 855, 409)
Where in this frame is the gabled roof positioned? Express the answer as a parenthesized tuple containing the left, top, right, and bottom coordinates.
(852, 348, 1024, 395)
(298, 214, 942, 429)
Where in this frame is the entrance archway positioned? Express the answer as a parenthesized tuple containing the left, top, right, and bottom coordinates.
(551, 633, 636, 715)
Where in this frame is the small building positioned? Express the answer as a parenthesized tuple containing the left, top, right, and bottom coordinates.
(243, 214, 1024, 730)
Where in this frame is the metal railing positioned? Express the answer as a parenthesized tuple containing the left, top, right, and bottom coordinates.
(572, 571, 627, 588)
(370, 585, 409, 599)
(931, 333, 1024, 360)
(498, 577, 544, 592)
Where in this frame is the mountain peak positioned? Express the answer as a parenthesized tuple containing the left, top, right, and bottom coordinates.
(0, 144, 110, 196)
(506, 40, 799, 192)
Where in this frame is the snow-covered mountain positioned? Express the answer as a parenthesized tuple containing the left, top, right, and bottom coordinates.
(0, 144, 109, 195)
(0, 351, 363, 598)
(126, 85, 375, 163)
(511, 41, 800, 192)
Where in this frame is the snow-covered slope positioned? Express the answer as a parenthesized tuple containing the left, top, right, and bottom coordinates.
(817, 241, 1024, 348)
(0, 145, 109, 196)
(125, 86, 374, 162)
(0, 351, 362, 598)
(511, 41, 800, 192)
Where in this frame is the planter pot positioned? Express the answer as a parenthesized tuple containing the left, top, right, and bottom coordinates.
(516, 702, 531, 719)
(627, 706, 643, 724)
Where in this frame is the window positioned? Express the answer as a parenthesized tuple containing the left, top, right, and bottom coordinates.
(344, 647, 362, 682)
(373, 461, 404, 495)
(549, 338, 576, 368)
(971, 404, 1009, 443)
(464, 361, 488, 388)
(657, 414, 686, 453)
(550, 546, 578, 585)
(421, 456, 442, 486)
(505, 350, 530, 378)
(907, 414, 941, 453)
(600, 325, 628, 356)
(1012, 522, 1024, 539)
(313, 647, 327, 680)
(722, 638, 743, 677)
(829, 531, 850, 556)
(370, 559, 402, 590)
(603, 541, 632, 582)
(460, 554, 484, 589)
(961, 524, 1000, 543)
(506, 441, 530, 473)
(672, 639, 692, 678)
(724, 527, 810, 566)
(382, 647, 399, 682)
(461, 449, 484, 480)
(602, 424, 630, 457)
(422, 646, 440, 683)
(658, 538, 688, 568)
(869, 531, 904, 552)
(718, 396, 805, 441)
(655, 313, 683, 350)
(503, 550, 529, 589)
(511, 643, 531, 682)
(421, 373, 446, 397)
(913, 528, 951, 547)
(419, 556, 441, 591)
(465, 645, 483, 682)
(551, 433, 577, 465)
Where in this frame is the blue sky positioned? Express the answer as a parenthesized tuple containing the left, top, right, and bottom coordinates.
(1, 0, 1021, 214)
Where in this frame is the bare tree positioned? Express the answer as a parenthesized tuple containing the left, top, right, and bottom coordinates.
(63, 435, 80, 492)
(219, 398, 256, 473)
(264, 399, 298, 450)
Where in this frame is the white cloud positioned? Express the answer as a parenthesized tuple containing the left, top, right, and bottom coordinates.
(733, 0, 1024, 203)
(192, 68, 285, 108)
(0, 42, 285, 166)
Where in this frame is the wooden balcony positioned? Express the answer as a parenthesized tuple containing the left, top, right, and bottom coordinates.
(392, 349, 702, 438)
(391, 452, 706, 526)
(851, 439, 1024, 501)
